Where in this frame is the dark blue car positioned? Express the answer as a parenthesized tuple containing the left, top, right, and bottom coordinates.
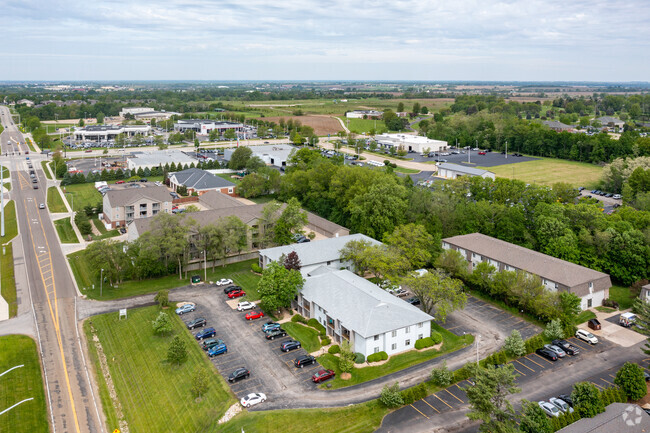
(195, 327, 216, 340)
(208, 343, 227, 357)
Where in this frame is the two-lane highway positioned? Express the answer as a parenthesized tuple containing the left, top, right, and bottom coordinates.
(0, 105, 103, 433)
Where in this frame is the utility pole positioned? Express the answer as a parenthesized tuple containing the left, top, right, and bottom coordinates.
(1, 164, 4, 237)
(476, 334, 481, 366)
(100, 268, 104, 297)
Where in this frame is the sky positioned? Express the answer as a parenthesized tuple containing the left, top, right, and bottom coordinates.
(1, 0, 649, 81)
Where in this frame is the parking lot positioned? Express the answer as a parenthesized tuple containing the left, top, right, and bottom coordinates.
(175, 285, 326, 404)
(381, 148, 539, 167)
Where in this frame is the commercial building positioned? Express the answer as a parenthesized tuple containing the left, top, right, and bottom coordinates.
(542, 120, 573, 132)
(442, 233, 611, 310)
(437, 163, 496, 180)
(375, 133, 448, 153)
(258, 234, 380, 277)
(596, 116, 625, 128)
(73, 125, 151, 142)
(295, 267, 434, 357)
(346, 110, 383, 119)
(126, 150, 198, 171)
(173, 119, 244, 135)
(120, 107, 155, 117)
(103, 185, 173, 229)
(557, 403, 650, 432)
(119, 107, 179, 121)
(168, 168, 236, 196)
(224, 144, 297, 168)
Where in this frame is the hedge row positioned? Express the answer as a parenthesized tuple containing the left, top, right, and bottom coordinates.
(367, 351, 389, 363)
(291, 314, 308, 324)
(480, 351, 508, 368)
(251, 263, 262, 273)
(431, 331, 442, 344)
(400, 383, 428, 405)
(550, 387, 626, 432)
(524, 334, 546, 354)
(415, 337, 435, 350)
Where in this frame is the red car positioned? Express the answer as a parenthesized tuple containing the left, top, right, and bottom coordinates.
(115, 180, 125, 184)
(312, 369, 335, 383)
(478, 151, 486, 155)
(245, 311, 264, 320)
(227, 290, 246, 299)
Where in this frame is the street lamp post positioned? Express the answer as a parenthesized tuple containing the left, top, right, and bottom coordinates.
(476, 334, 481, 366)
(100, 268, 104, 297)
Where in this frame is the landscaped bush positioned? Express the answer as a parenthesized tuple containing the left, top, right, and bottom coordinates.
(251, 263, 262, 273)
(291, 314, 307, 324)
(354, 353, 365, 364)
(321, 337, 331, 346)
(415, 337, 435, 350)
(366, 351, 389, 363)
(602, 298, 619, 309)
(430, 361, 452, 387)
(400, 387, 415, 405)
(430, 331, 443, 344)
(307, 318, 326, 336)
(379, 351, 388, 361)
(524, 334, 545, 354)
(328, 344, 340, 354)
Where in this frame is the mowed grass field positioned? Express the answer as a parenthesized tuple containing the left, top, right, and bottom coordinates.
(339, 117, 388, 134)
(2, 200, 18, 242)
(479, 157, 603, 187)
(47, 187, 68, 212)
(1, 244, 17, 317)
(54, 217, 79, 243)
(84, 306, 236, 433)
(61, 183, 102, 212)
(0, 335, 48, 433)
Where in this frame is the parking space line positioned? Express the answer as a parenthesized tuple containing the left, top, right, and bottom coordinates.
(512, 366, 526, 376)
(608, 374, 616, 379)
(600, 378, 615, 386)
(410, 404, 429, 419)
(533, 353, 555, 365)
(432, 393, 453, 409)
(421, 398, 440, 413)
(444, 388, 464, 403)
(591, 382, 604, 390)
(525, 356, 545, 368)
(569, 338, 591, 350)
(515, 360, 535, 372)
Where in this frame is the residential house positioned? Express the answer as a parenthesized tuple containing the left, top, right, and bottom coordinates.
(557, 403, 650, 432)
(103, 185, 173, 229)
(597, 116, 625, 129)
(168, 168, 236, 196)
(542, 120, 572, 132)
(442, 233, 611, 310)
(640, 283, 650, 303)
(436, 163, 496, 180)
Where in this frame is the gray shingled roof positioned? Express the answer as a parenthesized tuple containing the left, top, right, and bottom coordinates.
(302, 268, 434, 338)
(171, 168, 235, 190)
(558, 403, 650, 433)
(597, 116, 624, 125)
(543, 120, 572, 129)
(437, 163, 493, 177)
(443, 233, 609, 288)
(258, 234, 380, 267)
(199, 190, 245, 210)
(105, 185, 172, 208)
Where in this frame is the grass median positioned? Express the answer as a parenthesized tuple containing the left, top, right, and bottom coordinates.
(283, 322, 321, 353)
(0, 335, 48, 433)
(1, 245, 17, 317)
(1, 200, 17, 243)
(40, 161, 52, 179)
(47, 187, 68, 212)
(54, 217, 79, 243)
(84, 306, 236, 433)
(317, 324, 474, 390)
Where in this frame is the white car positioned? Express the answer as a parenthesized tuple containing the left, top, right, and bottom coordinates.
(240, 392, 266, 408)
(215, 278, 233, 286)
(237, 301, 256, 312)
(549, 397, 574, 414)
(575, 329, 598, 345)
(538, 401, 561, 418)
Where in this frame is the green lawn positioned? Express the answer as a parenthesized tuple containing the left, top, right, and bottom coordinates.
(84, 306, 236, 433)
(2, 182, 10, 191)
(60, 183, 102, 212)
(68, 253, 261, 300)
(90, 217, 119, 240)
(393, 166, 420, 174)
(339, 117, 388, 134)
(1, 244, 17, 317)
(47, 187, 68, 213)
(609, 285, 635, 310)
(40, 161, 52, 179)
(576, 310, 597, 324)
(478, 157, 603, 188)
(217, 173, 241, 185)
(0, 335, 48, 433)
(317, 323, 474, 389)
(1, 200, 18, 243)
(54, 217, 79, 243)
(283, 322, 321, 353)
(222, 400, 388, 433)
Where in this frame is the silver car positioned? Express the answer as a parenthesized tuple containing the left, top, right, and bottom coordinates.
(544, 344, 566, 358)
(538, 401, 561, 418)
(549, 397, 573, 414)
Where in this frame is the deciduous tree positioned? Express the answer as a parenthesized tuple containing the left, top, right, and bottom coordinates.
(614, 362, 647, 400)
(152, 312, 173, 335)
(465, 364, 520, 432)
(228, 146, 252, 170)
(167, 335, 188, 366)
(571, 382, 605, 418)
(400, 270, 466, 322)
(504, 330, 526, 357)
(384, 223, 435, 269)
(257, 262, 304, 312)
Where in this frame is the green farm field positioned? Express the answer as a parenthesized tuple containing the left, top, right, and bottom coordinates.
(479, 157, 603, 187)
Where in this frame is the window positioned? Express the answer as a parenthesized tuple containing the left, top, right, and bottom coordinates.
(391, 331, 397, 338)
(374, 347, 380, 354)
(418, 322, 423, 328)
(391, 343, 396, 351)
(418, 334, 423, 340)
(228, 188, 233, 194)
(405, 339, 411, 346)
(587, 298, 593, 308)
(374, 335, 379, 341)
(405, 326, 410, 333)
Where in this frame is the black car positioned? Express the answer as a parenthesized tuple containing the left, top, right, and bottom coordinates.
(557, 394, 574, 407)
(228, 367, 250, 382)
(265, 328, 287, 340)
(186, 317, 207, 330)
(294, 355, 316, 368)
(535, 347, 558, 361)
(552, 339, 580, 356)
(281, 340, 301, 352)
(224, 285, 242, 294)
(405, 297, 421, 306)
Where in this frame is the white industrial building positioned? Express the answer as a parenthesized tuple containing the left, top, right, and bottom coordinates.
(73, 125, 151, 142)
(346, 110, 383, 119)
(437, 163, 495, 180)
(126, 150, 198, 171)
(224, 144, 297, 168)
(375, 133, 448, 153)
(174, 119, 244, 135)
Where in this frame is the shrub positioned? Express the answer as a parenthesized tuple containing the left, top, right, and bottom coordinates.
(321, 337, 331, 346)
(307, 318, 326, 335)
(400, 388, 415, 405)
(328, 345, 340, 354)
(412, 383, 427, 401)
(367, 352, 387, 362)
(354, 353, 365, 364)
(339, 341, 355, 373)
(380, 382, 404, 408)
(603, 298, 619, 309)
(614, 362, 647, 400)
(154, 290, 169, 308)
(505, 330, 526, 357)
(291, 314, 307, 324)
(415, 337, 435, 350)
(251, 263, 263, 273)
(379, 351, 388, 361)
(431, 361, 452, 387)
(430, 331, 443, 344)
(544, 319, 565, 340)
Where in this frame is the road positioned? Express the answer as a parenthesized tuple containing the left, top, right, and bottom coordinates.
(0, 105, 104, 433)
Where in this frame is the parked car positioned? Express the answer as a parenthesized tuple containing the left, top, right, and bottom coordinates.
(224, 285, 242, 294)
(543, 344, 566, 358)
(227, 290, 246, 299)
(557, 394, 574, 407)
(535, 347, 558, 361)
(281, 340, 301, 352)
(265, 328, 287, 340)
(207, 343, 227, 357)
(39, 203, 45, 209)
(237, 301, 256, 311)
(551, 339, 580, 356)
(175, 304, 195, 315)
(195, 327, 216, 340)
(201, 338, 224, 351)
(216, 278, 233, 286)
(186, 317, 206, 330)
(312, 369, 336, 383)
(613, 194, 622, 199)
(294, 355, 316, 368)
(245, 311, 265, 320)
(228, 367, 250, 382)
(240, 392, 266, 408)
(538, 401, 561, 417)
(262, 322, 281, 332)
(575, 329, 598, 344)
(588, 318, 601, 330)
(549, 397, 574, 414)
(478, 151, 486, 155)
(405, 297, 421, 306)
(393, 288, 408, 297)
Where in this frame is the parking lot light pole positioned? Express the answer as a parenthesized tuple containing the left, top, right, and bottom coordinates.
(476, 334, 481, 366)
(100, 268, 104, 297)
